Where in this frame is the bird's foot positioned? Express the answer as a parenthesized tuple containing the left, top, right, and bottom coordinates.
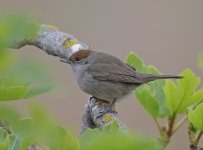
(97, 99, 118, 118)
(108, 99, 117, 110)
(89, 97, 118, 118)
(97, 109, 117, 119)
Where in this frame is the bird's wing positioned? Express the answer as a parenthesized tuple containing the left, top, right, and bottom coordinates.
(87, 63, 143, 84)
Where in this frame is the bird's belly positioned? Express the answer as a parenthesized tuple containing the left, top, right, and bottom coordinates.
(77, 73, 137, 103)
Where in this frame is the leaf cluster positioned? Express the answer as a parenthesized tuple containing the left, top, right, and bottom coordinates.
(127, 52, 203, 148)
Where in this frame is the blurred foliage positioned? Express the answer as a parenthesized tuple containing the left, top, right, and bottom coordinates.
(0, 15, 53, 101)
(0, 103, 158, 150)
(0, 59, 55, 101)
(0, 104, 80, 150)
(0, 14, 39, 49)
(80, 123, 157, 150)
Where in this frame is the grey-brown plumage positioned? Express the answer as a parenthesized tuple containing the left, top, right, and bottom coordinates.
(64, 50, 182, 103)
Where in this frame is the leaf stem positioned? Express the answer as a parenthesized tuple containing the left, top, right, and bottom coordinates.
(173, 115, 188, 134)
(154, 118, 162, 136)
(194, 131, 203, 146)
(167, 114, 176, 137)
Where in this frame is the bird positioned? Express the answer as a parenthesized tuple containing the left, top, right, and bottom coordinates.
(62, 49, 182, 108)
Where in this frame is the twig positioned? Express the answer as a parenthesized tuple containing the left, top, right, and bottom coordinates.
(167, 114, 176, 137)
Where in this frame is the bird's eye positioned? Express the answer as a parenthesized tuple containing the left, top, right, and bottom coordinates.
(75, 57, 80, 62)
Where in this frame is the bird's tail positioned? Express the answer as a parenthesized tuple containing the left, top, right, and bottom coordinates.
(140, 74, 183, 83)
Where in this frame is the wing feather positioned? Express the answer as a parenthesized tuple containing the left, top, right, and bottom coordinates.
(87, 63, 143, 84)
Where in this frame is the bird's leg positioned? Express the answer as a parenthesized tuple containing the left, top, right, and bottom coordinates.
(108, 99, 117, 111)
(91, 97, 117, 118)
(102, 99, 117, 115)
(98, 99, 117, 118)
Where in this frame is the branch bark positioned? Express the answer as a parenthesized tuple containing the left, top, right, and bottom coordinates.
(9, 23, 127, 133)
(80, 97, 127, 133)
(9, 24, 89, 59)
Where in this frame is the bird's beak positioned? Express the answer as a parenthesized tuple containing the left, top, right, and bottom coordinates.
(60, 58, 71, 64)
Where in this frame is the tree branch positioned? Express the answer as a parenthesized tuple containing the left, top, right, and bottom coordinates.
(9, 24, 89, 59)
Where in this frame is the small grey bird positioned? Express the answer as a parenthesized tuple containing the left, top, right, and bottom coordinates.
(62, 50, 182, 107)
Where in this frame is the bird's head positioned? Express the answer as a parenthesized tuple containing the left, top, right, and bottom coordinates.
(69, 50, 92, 64)
(61, 50, 93, 72)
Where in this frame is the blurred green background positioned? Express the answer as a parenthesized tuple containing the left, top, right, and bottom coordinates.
(0, 1, 203, 149)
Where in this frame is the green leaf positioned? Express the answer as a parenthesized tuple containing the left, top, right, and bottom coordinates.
(0, 106, 20, 124)
(134, 86, 159, 118)
(0, 86, 28, 101)
(0, 51, 13, 71)
(18, 104, 79, 150)
(0, 128, 9, 150)
(126, 52, 170, 118)
(126, 52, 146, 73)
(57, 126, 80, 150)
(80, 129, 101, 150)
(164, 69, 203, 115)
(8, 134, 24, 150)
(0, 59, 55, 101)
(188, 103, 203, 132)
(24, 84, 55, 99)
(103, 121, 120, 133)
(0, 128, 8, 143)
(80, 129, 157, 150)
(0, 81, 49, 102)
